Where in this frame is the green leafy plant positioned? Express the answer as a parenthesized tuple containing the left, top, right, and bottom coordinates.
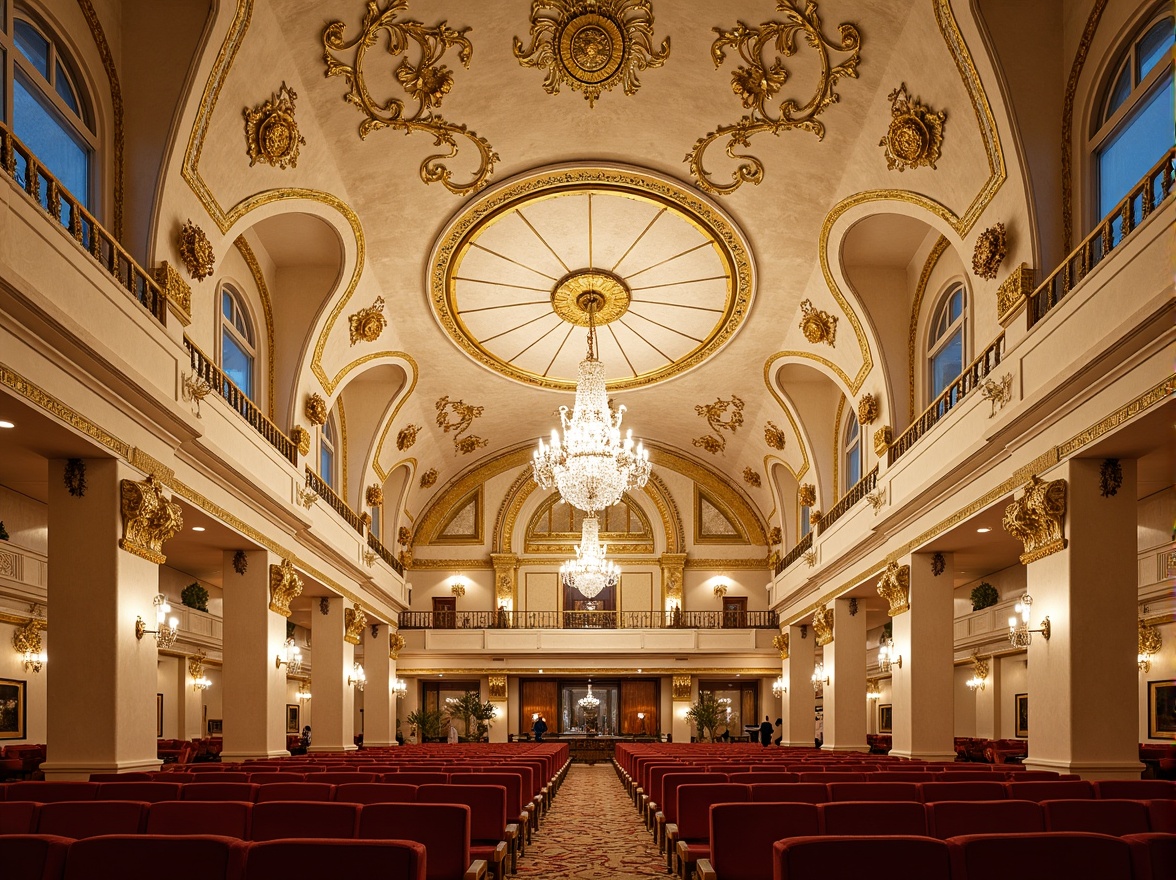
(0, 521, 8, 541)
(181, 582, 209, 612)
(406, 707, 445, 742)
(686, 691, 723, 743)
(882, 620, 893, 641)
(970, 582, 999, 611)
(444, 691, 497, 741)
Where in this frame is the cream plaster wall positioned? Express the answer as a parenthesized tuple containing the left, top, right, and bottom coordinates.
(0, 487, 47, 554)
(999, 655, 1028, 741)
(0, 621, 48, 743)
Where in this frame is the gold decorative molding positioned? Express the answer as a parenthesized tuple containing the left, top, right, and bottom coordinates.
(857, 394, 879, 426)
(491, 552, 519, 607)
(419, 468, 438, 488)
(876, 561, 910, 616)
(908, 235, 950, 418)
(742, 467, 761, 488)
(323, 1, 497, 195)
(513, 0, 670, 107)
(812, 605, 834, 646)
(178, 220, 215, 281)
(154, 262, 192, 326)
(687, 1, 862, 195)
(343, 605, 368, 644)
(972, 223, 1007, 280)
(305, 393, 328, 426)
(880, 83, 945, 172)
(119, 475, 183, 564)
(243, 82, 305, 169)
(799, 300, 837, 347)
(659, 552, 686, 606)
(764, 421, 787, 451)
(808, 509, 822, 527)
(76, 0, 124, 240)
(436, 396, 488, 456)
(348, 296, 387, 345)
(798, 484, 816, 508)
(672, 674, 692, 701)
(803, 549, 816, 567)
(488, 673, 508, 700)
(365, 484, 384, 507)
(769, 526, 782, 546)
(773, 631, 789, 660)
(865, 487, 885, 514)
(996, 263, 1034, 324)
(1062, 0, 1108, 252)
(693, 395, 744, 454)
(290, 426, 310, 457)
(873, 426, 892, 456)
(233, 237, 276, 417)
(684, 557, 770, 569)
(389, 630, 406, 660)
(268, 558, 303, 617)
(980, 373, 1013, 418)
(181, 373, 212, 419)
(1002, 476, 1067, 565)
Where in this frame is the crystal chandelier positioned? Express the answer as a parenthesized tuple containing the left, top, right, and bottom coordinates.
(533, 293, 651, 514)
(577, 681, 601, 711)
(561, 514, 620, 599)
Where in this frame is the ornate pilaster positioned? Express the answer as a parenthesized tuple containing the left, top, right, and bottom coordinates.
(490, 552, 519, 609)
(812, 605, 834, 646)
(660, 552, 687, 610)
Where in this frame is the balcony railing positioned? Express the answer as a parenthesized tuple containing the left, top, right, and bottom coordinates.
(776, 531, 813, 575)
(0, 121, 167, 325)
(888, 333, 1006, 466)
(368, 531, 404, 575)
(1030, 147, 1175, 327)
(817, 465, 878, 534)
(398, 609, 779, 630)
(305, 467, 364, 533)
(184, 338, 297, 464)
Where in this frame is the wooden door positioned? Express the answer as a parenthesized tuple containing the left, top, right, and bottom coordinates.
(722, 596, 747, 628)
(433, 596, 456, 629)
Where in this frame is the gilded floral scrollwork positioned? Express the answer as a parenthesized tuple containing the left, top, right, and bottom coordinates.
(876, 561, 910, 616)
(773, 631, 789, 659)
(873, 426, 892, 455)
(365, 484, 384, 507)
(1001, 475, 1067, 564)
(488, 673, 508, 700)
(857, 394, 879, 425)
(879, 83, 945, 172)
(119, 474, 183, 564)
(268, 558, 304, 618)
(799, 299, 837, 346)
(419, 468, 438, 488)
(348, 296, 387, 345)
(764, 421, 787, 450)
(686, 1, 862, 195)
(972, 222, 1007, 280)
(343, 605, 368, 644)
(436, 395, 488, 455)
(243, 82, 306, 169)
(389, 630, 406, 660)
(305, 393, 328, 426)
(812, 604, 834, 645)
(980, 373, 1013, 418)
(743, 467, 762, 487)
(178, 220, 215, 281)
(290, 426, 311, 457)
(396, 424, 421, 451)
(323, 1, 498, 195)
(693, 394, 744, 453)
(672, 674, 692, 701)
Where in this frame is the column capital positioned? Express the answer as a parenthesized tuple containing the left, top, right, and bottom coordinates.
(1002, 475, 1067, 564)
(876, 561, 911, 616)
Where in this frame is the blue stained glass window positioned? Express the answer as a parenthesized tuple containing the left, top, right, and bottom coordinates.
(13, 72, 89, 204)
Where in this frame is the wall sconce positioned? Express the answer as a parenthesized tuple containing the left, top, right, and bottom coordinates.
(772, 676, 787, 698)
(1008, 593, 1050, 648)
(966, 654, 989, 691)
(349, 662, 367, 691)
(392, 677, 407, 699)
(1139, 618, 1162, 673)
(878, 635, 902, 672)
(12, 609, 46, 673)
(866, 678, 881, 700)
(275, 637, 303, 675)
(189, 650, 211, 691)
(136, 594, 179, 648)
(713, 580, 729, 598)
(450, 577, 467, 597)
(297, 679, 312, 701)
(812, 662, 829, 693)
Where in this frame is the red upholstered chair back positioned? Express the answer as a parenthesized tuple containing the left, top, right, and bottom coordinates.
(1122, 832, 1176, 880)
(873, 772, 934, 782)
(64, 834, 248, 880)
(946, 832, 1134, 880)
(147, 800, 252, 838)
(647, 765, 694, 809)
(386, 772, 448, 786)
(926, 799, 1044, 838)
(449, 773, 523, 819)
(333, 783, 418, 804)
(193, 772, 249, 782)
(88, 773, 152, 782)
(726, 772, 799, 785)
(749, 783, 828, 804)
(253, 783, 335, 803)
(36, 800, 148, 838)
(0, 833, 71, 880)
(827, 782, 921, 802)
(315, 772, 377, 785)
(819, 801, 928, 836)
(675, 783, 750, 842)
(417, 784, 507, 844)
(709, 801, 819, 880)
(244, 764, 281, 772)
(249, 772, 305, 783)
(95, 782, 181, 803)
(1147, 799, 1176, 834)
(918, 781, 1008, 802)
(1094, 780, 1176, 800)
(1042, 799, 1152, 835)
(244, 838, 425, 880)
(359, 803, 471, 880)
(797, 772, 866, 784)
(9, 782, 98, 803)
(661, 773, 723, 824)
(249, 801, 359, 842)
(1004, 780, 1094, 801)
(182, 783, 259, 802)
(775, 835, 951, 880)
(0, 801, 40, 834)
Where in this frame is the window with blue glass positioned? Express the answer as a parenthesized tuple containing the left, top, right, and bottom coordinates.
(220, 286, 255, 399)
(843, 409, 861, 493)
(320, 418, 337, 490)
(800, 504, 811, 538)
(928, 285, 967, 407)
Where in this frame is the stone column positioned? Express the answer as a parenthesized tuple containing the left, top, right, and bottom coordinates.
(1012, 463, 1141, 779)
(491, 553, 519, 612)
(782, 624, 814, 747)
(821, 599, 867, 752)
(41, 461, 176, 779)
(362, 620, 395, 747)
(309, 596, 357, 752)
(889, 554, 955, 761)
(973, 654, 1000, 741)
(221, 551, 291, 761)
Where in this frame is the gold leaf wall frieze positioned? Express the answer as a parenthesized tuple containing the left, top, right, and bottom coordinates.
(154, 262, 192, 327)
(692, 394, 745, 454)
(812, 604, 834, 646)
(996, 263, 1034, 324)
(119, 475, 183, 564)
(343, 604, 367, 644)
(323, 0, 498, 195)
(880, 83, 945, 172)
(243, 82, 306, 169)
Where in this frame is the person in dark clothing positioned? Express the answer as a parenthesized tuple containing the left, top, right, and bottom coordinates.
(773, 718, 783, 746)
(533, 714, 548, 742)
(759, 715, 773, 747)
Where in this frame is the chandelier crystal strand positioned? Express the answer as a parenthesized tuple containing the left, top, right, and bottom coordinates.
(578, 681, 600, 710)
(560, 514, 620, 599)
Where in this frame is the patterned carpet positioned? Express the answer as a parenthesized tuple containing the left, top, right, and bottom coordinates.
(515, 763, 668, 878)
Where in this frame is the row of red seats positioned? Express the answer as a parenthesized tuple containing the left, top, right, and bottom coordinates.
(3, 834, 433, 880)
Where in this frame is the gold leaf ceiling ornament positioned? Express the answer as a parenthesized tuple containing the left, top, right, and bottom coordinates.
(798, 484, 816, 507)
(348, 296, 387, 345)
(419, 468, 438, 488)
(178, 220, 215, 281)
(305, 393, 328, 426)
(323, 0, 498, 195)
(972, 222, 1007, 280)
(686, 1, 863, 196)
(396, 424, 421, 451)
(857, 393, 879, 425)
(742, 466, 761, 488)
(243, 82, 306, 170)
(435, 395, 489, 455)
(879, 83, 945, 172)
(512, 0, 671, 107)
(692, 394, 745, 454)
(799, 299, 837, 346)
(764, 421, 787, 450)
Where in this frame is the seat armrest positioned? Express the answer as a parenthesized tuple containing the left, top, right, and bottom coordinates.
(465, 860, 488, 880)
(696, 859, 716, 880)
(505, 823, 518, 843)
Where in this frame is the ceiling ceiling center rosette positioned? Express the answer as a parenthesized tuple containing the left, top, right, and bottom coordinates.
(428, 165, 756, 392)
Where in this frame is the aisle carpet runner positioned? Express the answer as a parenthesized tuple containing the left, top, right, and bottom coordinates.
(516, 764, 666, 878)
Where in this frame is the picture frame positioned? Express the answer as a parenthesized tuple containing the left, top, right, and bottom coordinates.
(1015, 693, 1029, 738)
(156, 693, 164, 738)
(286, 703, 300, 734)
(878, 703, 892, 734)
(208, 718, 223, 736)
(0, 678, 27, 740)
(1148, 679, 1176, 740)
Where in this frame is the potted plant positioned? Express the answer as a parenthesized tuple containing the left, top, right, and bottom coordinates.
(685, 691, 723, 743)
(181, 582, 209, 612)
(970, 582, 999, 611)
(444, 691, 497, 741)
(406, 707, 445, 742)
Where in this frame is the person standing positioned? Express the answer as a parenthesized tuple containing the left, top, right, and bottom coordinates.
(533, 714, 548, 742)
(759, 715, 773, 747)
(773, 718, 783, 746)
(447, 721, 460, 744)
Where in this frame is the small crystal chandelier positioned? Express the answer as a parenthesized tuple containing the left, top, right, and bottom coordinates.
(275, 638, 303, 675)
(560, 514, 620, 599)
(866, 678, 881, 700)
(966, 654, 989, 691)
(189, 651, 211, 691)
(812, 662, 829, 694)
(578, 681, 601, 711)
(878, 635, 902, 673)
(533, 293, 651, 514)
(772, 676, 786, 698)
(297, 679, 312, 701)
(348, 662, 367, 691)
(1138, 618, 1162, 674)
(1008, 593, 1050, 648)
(135, 594, 179, 649)
(392, 677, 408, 700)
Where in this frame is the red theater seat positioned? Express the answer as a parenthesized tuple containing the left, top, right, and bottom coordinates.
(819, 801, 928, 836)
(95, 782, 181, 803)
(249, 801, 359, 841)
(1042, 799, 1152, 835)
(417, 784, 510, 880)
(36, 801, 148, 838)
(64, 834, 248, 880)
(672, 783, 750, 878)
(1004, 780, 1094, 801)
(244, 838, 425, 880)
(8, 783, 97, 803)
(88, 773, 152, 782)
(1094, 780, 1176, 800)
(749, 783, 828, 804)
(0, 802, 40, 834)
(1148, 799, 1176, 834)
(946, 832, 1134, 880)
(0, 833, 73, 880)
(726, 772, 799, 785)
(385, 772, 449, 786)
(359, 803, 484, 880)
(146, 801, 252, 838)
(827, 782, 921, 802)
(333, 783, 418, 804)
(774, 835, 951, 880)
(797, 772, 866, 783)
(182, 783, 259, 802)
(248, 772, 305, 783)
(701, 802, 818, 880)
(1123, 832, 1176, 880)
(315, 772, 377, 785)
(926, 800, 1044, 838)
(919, 781, 1008, 802)
(253, 783, 334, 803)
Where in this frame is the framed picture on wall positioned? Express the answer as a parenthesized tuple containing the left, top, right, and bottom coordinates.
(1015, 693, 1029, 738)
(286, 704, 300, 734)
(208, 719, 223, 736)
(156, 693, 163, 738)
(0, 678, 27, 740)
(878, 703, 892, 734)
(1148, 680, 1176, 740)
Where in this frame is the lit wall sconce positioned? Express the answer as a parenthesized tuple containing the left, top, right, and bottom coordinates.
(189, 650, 211, 691)
(275, 637, 303, 675)
(136, 594, 179, 648)
(349, 662, 367, 691)
(1138, 618, 1162, 674)
(866, 678, 881, 700)
(713, 580, 729, 598)
(12, 609, 46, 673)
(392, 677, 407, 699)
(966, 654, 989, 691)
(1008, 593, 1050, 648)
(812, 662, 829, 693)
(450, 577, 467, 597)
(772, 676, 787, 698)
(878, 636, 902, 672)
(297, 679, 312, 701)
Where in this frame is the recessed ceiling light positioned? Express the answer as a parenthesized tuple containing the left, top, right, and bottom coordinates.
(191, 526, 205, 532)
(976, 527, 991, 533)
(0, 420, 14, 429)
(637, 668, 642, 673)
(538, 669, 544, 673)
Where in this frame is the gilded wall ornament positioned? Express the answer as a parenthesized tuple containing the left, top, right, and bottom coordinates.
(365, 484, 384, 507)
(305, 393, 328, 426)
(799, 299, 837, 346)
(512, 0, 670, 107)
(972, 222, 1007, 280)
(232, 549, 248, 575)
(181, 373, 212, 418)
(865, 488, 885, 514)
(764, 421, 787, 450)
(488, 673, 508, 701)
(803, 549, 816, 567)
(398, 526, 413, 546)
(154, 262, 192, 325)
(323, 1, 498, 195)
(296, 486, 318, 509)
(997, 263, 1034, 323)
(1002, 475, 1067, 565)
(396, 424, 421, 451)
(812, 605, 834, 646)
(343, 605, 368, 644)
(798, 484, 816, 508)
(348, 296, 387, 345)
(290, 426, 311, 457)
(420, 468, 438, 488)
(671, 673, 692, 701)
(268, 558, 304, 617)
(389, 630, 406, 660)
(436, 395, 488, 455)
(1138, 618, 1162, 673)
(873, 426, 892, 456)
(119, 475, 183, 564)
(12, 616, 45, 673)
(360, 512, 372, 530)
(363, 548, 377, 567)
(980, 373, 1013, 418)
(931, 551, 945, 577)
(769, 526, 782, 545)
(455, 435, 490, 455)
(773, 631, 789, 659)
(178, 220, 215, 281)
(692, 394, 745, 454)
(876, 561, 910, 616)
(1099, 458, 1123, 497)
(63, 458, 86, 497)
(808, 509, 822, 526)
(687, 1, 862, 195)
(857, 393, 879, 425)
(243, 82, 306, 170)
(879, 83, 945, 172)
(743, 467, 762, 488)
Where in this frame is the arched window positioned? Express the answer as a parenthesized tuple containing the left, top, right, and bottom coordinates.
(220, 285, 255, 398)
(320, 417, 337, 489)
(2, 10, 96, 208)
(1090, 11, 1174, 224)
(800, 503, 811, 538)
(928, 285, 966, 405)
(843, 409, 862, 491)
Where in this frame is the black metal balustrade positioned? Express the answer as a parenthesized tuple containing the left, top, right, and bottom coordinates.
(1031, 147, 1175, 327)
(398, 608, 778, 630)
(817, 465, 878, 534)
(184, 339, 298, 464)
(305, 467, 363, 533)
(0, 121, 167, 325)
(776, 531, 813, 576)
(367, 531, 404, 575)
